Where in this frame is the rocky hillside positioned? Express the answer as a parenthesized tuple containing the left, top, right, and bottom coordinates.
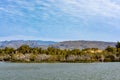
(51, 40, 116, 49)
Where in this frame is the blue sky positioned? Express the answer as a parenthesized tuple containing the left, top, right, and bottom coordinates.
(0, 0, 120, 42)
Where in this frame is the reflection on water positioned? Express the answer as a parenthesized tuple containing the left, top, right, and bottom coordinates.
(0, 62, 120, 80)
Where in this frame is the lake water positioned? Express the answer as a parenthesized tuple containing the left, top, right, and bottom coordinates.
(0, 62, 120, 80)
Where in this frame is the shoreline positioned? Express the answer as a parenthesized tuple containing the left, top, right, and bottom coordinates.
(0, 61, 119, 63)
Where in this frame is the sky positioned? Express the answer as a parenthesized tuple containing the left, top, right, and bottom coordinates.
(0, 0, 120, 42)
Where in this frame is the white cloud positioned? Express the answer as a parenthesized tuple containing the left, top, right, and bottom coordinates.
(0, 0, 120, 27)
(1, 0, 120, 41)
(53, 0, 120, 18)
(1, 0, 120, 18)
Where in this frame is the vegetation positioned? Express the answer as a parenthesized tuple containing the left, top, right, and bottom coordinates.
(0, 43, 120, 63)
(116, 41, 120, 52)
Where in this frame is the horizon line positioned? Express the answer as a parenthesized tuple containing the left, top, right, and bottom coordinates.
(0, 39, 117, 43)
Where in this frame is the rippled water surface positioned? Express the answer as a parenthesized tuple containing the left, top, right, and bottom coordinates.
(0, 62, 120, 80)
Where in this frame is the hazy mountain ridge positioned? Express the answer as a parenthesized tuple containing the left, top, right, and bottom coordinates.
(0, 40, 116, 49)
(0, 40, 57, 49)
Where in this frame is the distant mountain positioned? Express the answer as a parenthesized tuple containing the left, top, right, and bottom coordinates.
(0, 40, 57, 49)
(0, 40, 117, 49)
(51, 40, 116, 50)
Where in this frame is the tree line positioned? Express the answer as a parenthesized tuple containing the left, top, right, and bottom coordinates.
(0, 42, 120, 62)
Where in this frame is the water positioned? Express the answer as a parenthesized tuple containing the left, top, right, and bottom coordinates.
(0, 62, 120, 80)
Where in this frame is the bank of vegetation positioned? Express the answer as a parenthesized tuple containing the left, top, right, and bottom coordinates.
(0, 42, 120, 63)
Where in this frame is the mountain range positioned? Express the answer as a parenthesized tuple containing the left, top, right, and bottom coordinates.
(0, 40, 57, 49)
(0, 40, 116, 49)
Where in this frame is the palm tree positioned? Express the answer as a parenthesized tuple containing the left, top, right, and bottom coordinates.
(116, 42, 120, 52)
